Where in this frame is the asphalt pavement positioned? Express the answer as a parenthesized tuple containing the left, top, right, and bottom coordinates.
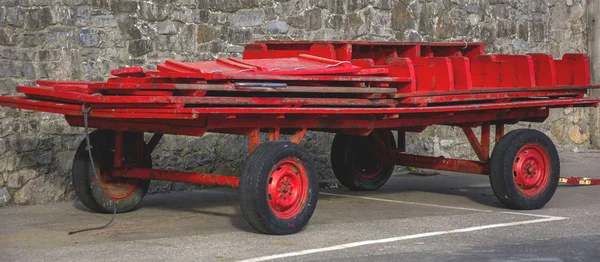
(1, 150, 599, 261)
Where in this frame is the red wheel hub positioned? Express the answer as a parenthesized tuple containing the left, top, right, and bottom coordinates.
(96, 165, 138, 200)
(512, 144, 550, 196)
(351, 132, 388, 179)
(267, 158, 308, 219)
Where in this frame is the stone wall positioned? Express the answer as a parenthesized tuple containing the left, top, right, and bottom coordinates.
(0, 0, 590, 206)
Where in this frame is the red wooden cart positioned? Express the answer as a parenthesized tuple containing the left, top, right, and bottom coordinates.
(1, 41, 598, 235)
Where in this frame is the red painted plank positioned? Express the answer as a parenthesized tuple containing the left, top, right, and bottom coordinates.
(495, 55, 536, 88)
(449, 57, 472, 91)
(412, 57, 454, 92)
(386, 58, 416, 93)
(471, 55, 500, 87)
(528, 53, 557, 87)
(555, 54, 590, 86)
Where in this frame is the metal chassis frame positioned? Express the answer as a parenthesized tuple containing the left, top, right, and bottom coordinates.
(107, 115, 527, 188)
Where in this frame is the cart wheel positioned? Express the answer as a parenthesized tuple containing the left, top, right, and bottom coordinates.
(489, 129, 560, 210)
(331, 130, 396, 191)
(72, 130, 151, 213)
(240, 141, 319, 235)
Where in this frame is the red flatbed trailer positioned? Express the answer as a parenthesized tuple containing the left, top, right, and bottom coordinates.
(1, 41, 599, 235)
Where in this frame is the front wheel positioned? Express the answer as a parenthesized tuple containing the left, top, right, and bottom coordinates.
(239, 141, 319, 235)
(489, 129, 560, 210)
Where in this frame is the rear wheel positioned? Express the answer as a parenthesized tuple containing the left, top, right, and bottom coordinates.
(240, 141, 319, 235)
(489, 129, 560, 210)
(331, 130, 396, 191)
(72, 130, 151, 213)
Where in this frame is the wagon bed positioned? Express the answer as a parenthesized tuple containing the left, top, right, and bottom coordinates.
(1, 41, 599, 235)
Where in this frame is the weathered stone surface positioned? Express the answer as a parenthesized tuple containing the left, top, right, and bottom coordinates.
(568, 124, 590, 144)
(116, 15, 141, 39)
(287, 8, 322, 30)
(46, 27, 77, 48)
(0, 78, 13, 95)
(7, 169, 38, 188)
(13, 174, 69, 204)
(0, 27, 19, 46)
(21, 32, 46, 47)
(228, 9, 265, 27)
(24, 7, 55, 29)
(344, 13, 367, 38)
(197, 24, 220, 43)
(60, 7, 90, 26)
(111, 1, 138, 14)
(266, 20, 289, 34)
(91, 15, 117, 27)
(157, 21, 178, 35)
(78, 28, 107, 47)
(0, 188, 10, 207)
(128, 39, 153, 56)
(138, 2, 171, 21)
(6, 7, 25, 27)
(391, 0, 414, 32)
(221, 27, 253, 44)
(198, 0, 260, 13)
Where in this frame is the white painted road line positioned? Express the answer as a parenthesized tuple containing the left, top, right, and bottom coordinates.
(499, 211, 566, 219)
(320, 192, 494, 213)
(321, 192, 567, 220)
(238, 216, 567, 262)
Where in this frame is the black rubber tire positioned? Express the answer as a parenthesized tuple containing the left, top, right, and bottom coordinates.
(331, 130, 396, 191)
(72, 130, 151, 214)
(489, 129, 560, 210)
(239, 141, 319, 235)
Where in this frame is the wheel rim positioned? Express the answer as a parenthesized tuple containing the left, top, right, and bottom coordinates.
(93, 149, 139, 200)
(351, 132, 387, 179)
(512, 144, 550, 196)
(267, 158, 309, 219)
(97, 169, 139, 200)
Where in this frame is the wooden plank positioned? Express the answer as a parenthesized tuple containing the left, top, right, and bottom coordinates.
(173, 84, 399, 94)
(388, 85, 600, 98)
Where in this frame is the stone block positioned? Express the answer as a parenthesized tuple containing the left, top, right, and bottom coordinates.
(63, 0, 91, 6)
(0, 78, 13, 96)
(227, 9, 265, 27)
(531, 22, 545, 42)
(24, 7, 55, 29)
(220, 27, 253, 44)
(373, 0, 392, 10)
(157, 20, 179, 35)
(128, 39, 153, 56)
(0, 27, 19, 46)
(6, 7, 25, 27)
(111, 0, 138, 13)
(116, 15, 141, 39)
(0, 187, 10, 207)
(287, 8, 322, 30)
(78, 28, 107, 47)
(60, 7, 90, 26)
(138, 1, 171, 21)
(21, 32, 46, 47)
(391, 0, 414, 32)
(266, 20, 289, 34)
(91, 15, 117, 27)
(7, 169, 38, 188)
(346, 0, 369, 12)
(196, 24, 220, 44)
